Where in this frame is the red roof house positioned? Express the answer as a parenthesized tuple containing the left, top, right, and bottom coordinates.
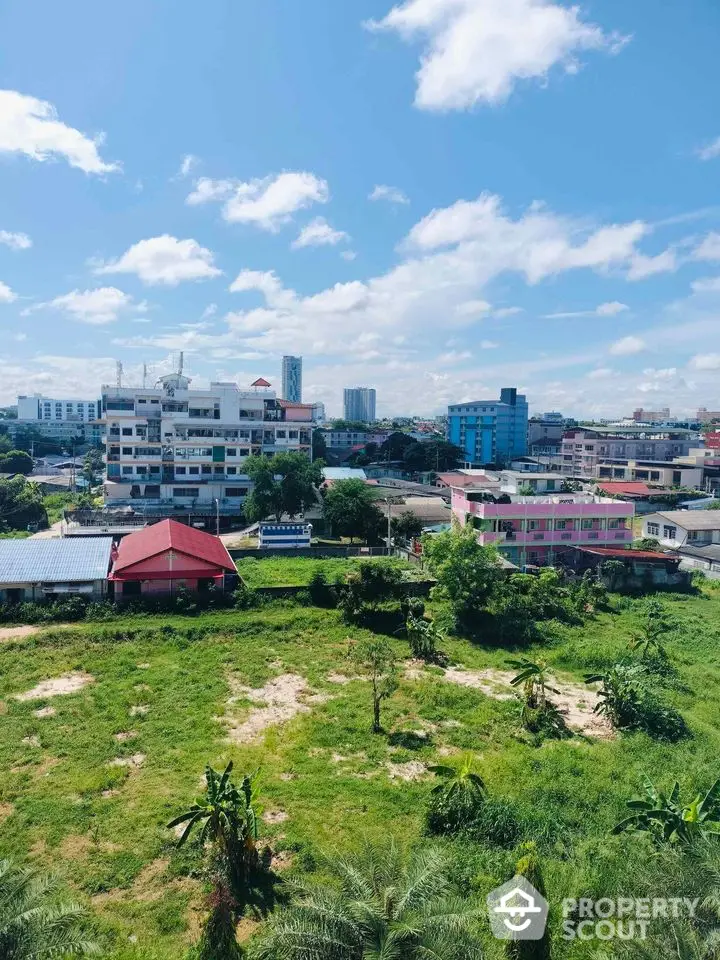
(109, 519, 236, 598)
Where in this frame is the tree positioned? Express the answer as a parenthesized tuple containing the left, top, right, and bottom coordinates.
(168, 761, 260, 888)
(507, 843, 551, 960)
(0, 858, 99, 959)
(82, 449, 103, 486)
(629, 596, 675, 658)
(0, 450, 33, 475)
(348, 635, 398, 733)
(311, 430, 327, 462)
(391, 510, 423, 542)
(613, 777, 720, 845)
(634, 537, 662, 552)
(323, 478, 384, 543)
(253, 842, 482, 960)
(243, 452, 321, 522)
(508, 658, 558, 712)
(422, 524, 503, 629)
(406, 611, 442, 661)
(426, 754, 487, 832)
(380, 431, 415, 462)
(601, 557, 626, 592)
(0, 476, 47, 532)
(517, 483, 537, 497)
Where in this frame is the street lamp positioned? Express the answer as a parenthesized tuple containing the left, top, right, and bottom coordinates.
(214, 498, 220, 536)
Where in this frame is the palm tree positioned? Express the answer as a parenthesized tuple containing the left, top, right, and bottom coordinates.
(613, 776, 720, 844)
(629, 596, 674, 658)
(508, 657, 559, 711)
(168, 761, 260, 882)
(0, 858, 100, 959)
(253, 841, 482, 960)
(426, 755, 486, 835)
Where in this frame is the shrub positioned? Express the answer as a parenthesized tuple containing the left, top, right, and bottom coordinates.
(586, 663, 689, 741)
(307, 570, 337, 608)
(234, 582, 258, 609)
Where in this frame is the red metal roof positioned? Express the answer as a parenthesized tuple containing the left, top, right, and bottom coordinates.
(251, 377, 271, 387)
(575, 546, 674, 560)
(111, 519, 236, 574)
(596, 482, 660, 497)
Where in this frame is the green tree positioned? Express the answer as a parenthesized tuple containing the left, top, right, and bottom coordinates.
(0, 450, 33, 475)
(0, 476, 48, 532)
(0, 858, 99, 959)
(507, 843, 551, 960)
(391, 510, 423, 542)
(323, 478, 384, 543)
(406, 611, 442, 661)
(422, 524, 502, 629)
(426, 754, 487, 833)
(168, 761, 260, 888)
(348, 635, 398, 733)
(243, 453, 321, 522)
(517, 483, 537, 497)
(380, 431, 415, 462)
(613, 777, 720, 845)
(82, 449, 104, 486)
(242, 455, 282, 523)
(629, 596, 675, 658)
(253, 842, 482, 960)
(602, 557, 627, 592)
(311, 430, 327, 462)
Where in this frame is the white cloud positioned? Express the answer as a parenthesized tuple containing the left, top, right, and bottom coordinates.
(0, 280, 17, 303)
(456, 299, 491, 317)
(341, 250, 358, 261)
(291, 217, 350, 249)
(187, 171, 329, 231)
(610, 335, 646, 356)
(690, 276, 720, 294)
(587, 367, 615, 380)
(38, 287, 143, 325)
(0, 89, 118, 174)
(0, 230, 31, 250)
(178, 154, 199, 177)
(438, 349, 472, 364)
(596, 300, 628, 316)
(544, 300, 629, 319)
(697, 137, 720, 161)
(693, 232, 720, 261)
(201, 303, 217, 320)
(480, 339, 498, 349)
(367, 0, 628, 111)
(493, 306, 524, 318)
(95, 235, 221, 286)
(13, 332, 26, 341)
(690, 353, 720, 371)
(370, 184, 409, 204)
(627, 248, 677, 280)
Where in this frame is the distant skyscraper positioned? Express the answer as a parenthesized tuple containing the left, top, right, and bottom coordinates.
(282, 356, 302, 403)
(343, 387, 377, 422)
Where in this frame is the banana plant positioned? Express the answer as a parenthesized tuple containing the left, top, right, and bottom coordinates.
(613, 776, 720, 844)
(508, 657, 559, 711)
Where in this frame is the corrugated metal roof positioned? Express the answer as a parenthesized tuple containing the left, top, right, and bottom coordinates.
(111, 519, 235, 574)
(0, 538, 113, 584)
(322, 467, 368, 480)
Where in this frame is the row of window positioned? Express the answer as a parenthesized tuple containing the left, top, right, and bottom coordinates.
(172, 487, 248, 498)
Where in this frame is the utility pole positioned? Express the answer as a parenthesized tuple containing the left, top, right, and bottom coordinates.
(386, 497, 392, 553)
(214, 497, 220, 536)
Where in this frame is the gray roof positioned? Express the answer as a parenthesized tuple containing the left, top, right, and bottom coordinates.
(0, 538, 113, 584)
(676, 543, 720, 562)
(322, 467, 367, 480)
(646, 510, 720, 530)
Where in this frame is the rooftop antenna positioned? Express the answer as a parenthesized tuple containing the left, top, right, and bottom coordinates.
(142, 363, 148, 388)
(178, 351, 184, 377)
(116, 360, 123, 388)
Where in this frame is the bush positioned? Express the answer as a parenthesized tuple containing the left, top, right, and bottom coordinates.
(307, 570, 337, 608)
(587, 663, 689, 741)
(337, 560, 404, 623)
(234, 582, 259, 610)
(426, 791, 522, 848)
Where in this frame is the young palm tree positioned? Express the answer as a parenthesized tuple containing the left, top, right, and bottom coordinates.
(252, 841, 482, 960)
(508, 657, 559, 711)
(0, 858, 99, 959)
(168, 761, 260, 882)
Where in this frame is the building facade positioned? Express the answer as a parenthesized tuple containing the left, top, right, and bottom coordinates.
(642, 510, 720, 549)
(447, 387, 528, 467)
(102, 374, 313, 518)
(17, 393, 101, 424)
(560, 430, 695, 477)
(451, 486, 634, 568)
(595, 459, 703, 488)
(343, 387, 377, 422)
(281, 356, 302, 403)
(632, 407, 671, 423)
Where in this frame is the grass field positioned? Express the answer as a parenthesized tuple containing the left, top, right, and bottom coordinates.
(1, 560, 719, 958)
(235, 554, 418, 587)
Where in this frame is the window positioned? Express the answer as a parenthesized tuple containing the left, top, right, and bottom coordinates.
(122, 428, 133, 437)
(276, 430, 286, 439)
(226, 448, 237, 457)
(122, 466, 133, 475)
(201, 465, 211, 474)
(173, 487, 199, 498)
(528, 520, 539, 530)
(647, 523, 660, 536)
(189, 466, 200, 475)
(663, 525, 677, 539)
(650, 471, 660, 481)
(555, 519, 568, 530)
(239, 448, 250, 457)
(225, 487, 248, 497)
(122, 447, 132, 455)
(227, 466, 237, 475)
(582, 519, 594, 530)
(289, 430, 298, 439)
(608, 519, 623, 529)
(138, 398, 146, 404)
(176, 466, 187, 475)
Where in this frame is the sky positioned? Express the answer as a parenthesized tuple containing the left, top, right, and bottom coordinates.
(2, 0, 720, 419)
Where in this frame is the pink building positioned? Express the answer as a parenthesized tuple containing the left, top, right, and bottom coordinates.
(451, 486, 634, 567)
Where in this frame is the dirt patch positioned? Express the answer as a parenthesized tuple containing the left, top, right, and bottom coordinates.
(130, 704, 149, 717)
(101, 789, 120, 799)
(110, 753, 146, 768)
(437, 667, 614, 739)
(262, 809, 289, 824)
(279, 771, 297, 781)
(33, 706, 56, 718)
(224, 673, 325, 744)
(386, 760, 429, 782)
(92, 857, 171, 907)
(114, 731, 137, 742)
(22, 735, 41, 748)
(0, 625, 42, 641)
(236, 916, 261, 944)
(59, 834, 94, 859)
(16, 672, 94, 701)
(0, 803, 14, 822)
(270, 849, 294, 873)
(326, 671, 352, 685)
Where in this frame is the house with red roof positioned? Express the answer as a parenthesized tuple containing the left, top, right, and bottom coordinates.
(109, 519, 237, 598)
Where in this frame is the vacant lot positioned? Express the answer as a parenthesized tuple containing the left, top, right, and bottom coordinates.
(235, 554, 418, 587)
(0, 575, 719, 958)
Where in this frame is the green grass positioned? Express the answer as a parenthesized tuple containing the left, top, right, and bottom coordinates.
(0, 590, 719, 958)
(235, 555, 415, 587)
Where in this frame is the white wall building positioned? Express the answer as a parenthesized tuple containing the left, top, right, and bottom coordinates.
(343, 387, 376, 422)
(102, 374, 313, 518)
(18, 394, 101, 423)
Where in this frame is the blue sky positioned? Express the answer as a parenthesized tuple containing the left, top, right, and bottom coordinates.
(2, 0, 720, 418)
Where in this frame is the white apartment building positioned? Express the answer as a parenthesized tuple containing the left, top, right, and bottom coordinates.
(102, 374, 313, 517)
(18, 394, 101, 423)
(560, 430, 695, 476)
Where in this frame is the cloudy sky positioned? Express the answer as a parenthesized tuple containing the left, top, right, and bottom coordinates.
(2, 0, 720, 418)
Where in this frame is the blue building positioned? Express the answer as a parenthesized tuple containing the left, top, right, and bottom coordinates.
(447, 387, 529, 466)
